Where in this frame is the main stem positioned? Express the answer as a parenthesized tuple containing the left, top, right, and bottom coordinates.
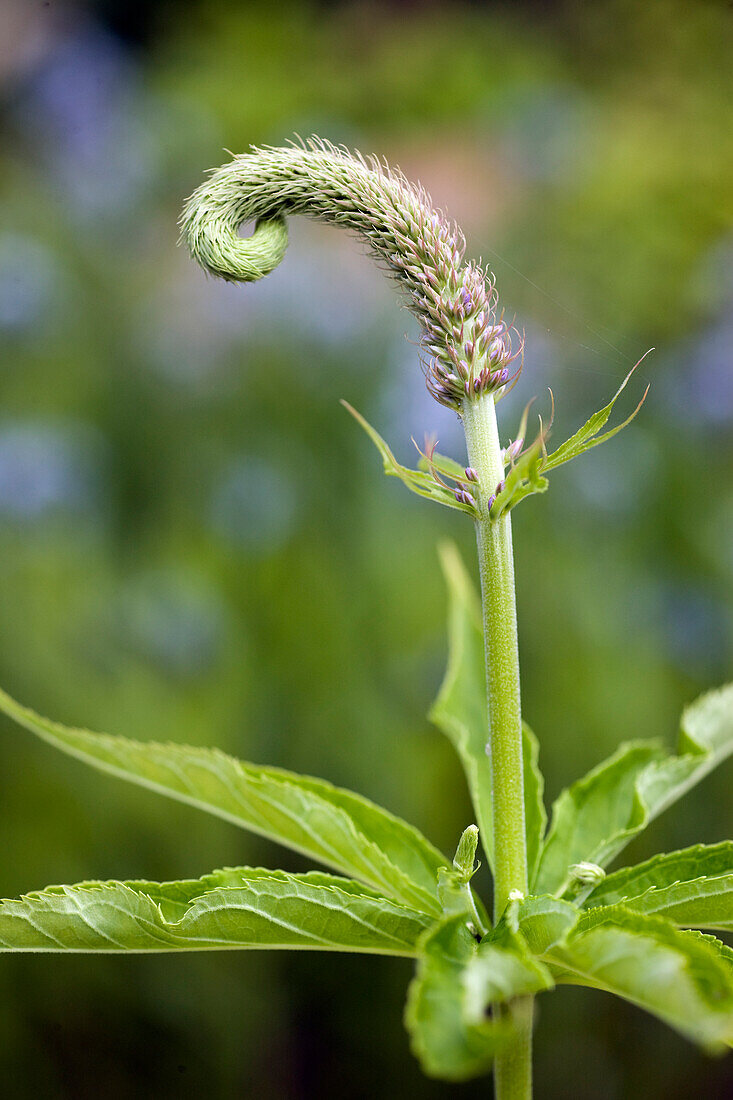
(461, 393, 532, 1100)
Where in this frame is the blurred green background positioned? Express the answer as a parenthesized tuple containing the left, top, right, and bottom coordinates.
(0, 0, 731, 1095)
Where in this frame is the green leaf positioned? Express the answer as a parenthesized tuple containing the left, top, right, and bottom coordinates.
(492, 435, 548, 517)
(0, 867, 431, 955)
(512, 895, 579, 955)
(585, 842, 733, 907)
(639, 682, 733, 817)
(341, 402, 473, 514)
(405, 917, 504, 1081)
(545, 909, 733, 1050)
(0, 687, 444, 916)
(417, 450, 467, 482)
(405, 914, 551, 1081)
(430, 543, 547, 875)
(543, 360, 650, 474)
(697, 930, 733, 967)
(583, 843, 733, 931)
(536, 683, 733, 896)
(523, 725, 547, 888)
(535, 741, 664, 896)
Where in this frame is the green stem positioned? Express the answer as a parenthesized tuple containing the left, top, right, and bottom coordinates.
(461, 392, 532, 1100)
(492, 1000, 533, 1100)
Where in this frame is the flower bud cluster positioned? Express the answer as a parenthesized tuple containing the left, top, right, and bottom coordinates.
(181, 138, 521, 411)
(420, 271, 523, 409)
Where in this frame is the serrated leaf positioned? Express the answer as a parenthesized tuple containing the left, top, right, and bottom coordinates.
(585, 842, 733, 909)
(342, 402, 473, 514)
(405, 914, 550, 1082)
(546, 908, 733, 1050)
(0, 688, 444, 915)
(543, 360, 650, 473)
(583, 843, 733, 931)
(535, 741, 664, 896)
(536, 684, 733, 896)
(697, 930, 733, 967)
(0, 867, 431, 955)
(430, 543, 547, 875)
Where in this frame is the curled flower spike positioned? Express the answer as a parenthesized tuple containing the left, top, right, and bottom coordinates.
(181, 138, 516, 410)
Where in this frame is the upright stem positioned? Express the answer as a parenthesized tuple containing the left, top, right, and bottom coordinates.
(461, 392, 532, 1100)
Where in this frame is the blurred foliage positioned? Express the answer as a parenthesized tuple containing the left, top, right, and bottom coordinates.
(0, 0, 731, 1095)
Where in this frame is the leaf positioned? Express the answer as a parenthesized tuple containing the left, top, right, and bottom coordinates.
(543, 358, 650, 474)
(417, 450, 467, 482)
(405, 917, 504, 1081)
(0, 867, 432, 955)
(341, 402, 473, 514)
(585, 842, 733, 908)
(583, 843, 733, 931)
(639, 682, 733, 817)
(0, 687, 444, 916)
(534, 741, 664, 896)
(468, 914, 555, 1003)
(523, 725, 548, 889)
(492, 435, 548, 517)
(545, 908, 733, 1050)
(697, 930, 733, 967)
(512, 895, 579, 955)
(430, 543, 547, 875)
(536, 684, 733, 896)
(405, 914, 551, 1081)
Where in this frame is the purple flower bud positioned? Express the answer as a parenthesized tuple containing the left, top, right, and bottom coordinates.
(503, 438, 523, 463)
(461, 491, 477, 508)
(454, 487, 464, 503)
(495, 479, 505, 495)
(486, 494, 496, 511)
(489, 337, 505, 361)
(464, 342, 474, 359)
(464, 467, 478, 482)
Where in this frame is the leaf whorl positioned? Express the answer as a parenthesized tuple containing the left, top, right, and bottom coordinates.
(180, 138, 521, 408)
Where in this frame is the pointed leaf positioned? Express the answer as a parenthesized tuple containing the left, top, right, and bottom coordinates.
(546, 909, 733, 1050)
(585, 842, 733, 909)
(535, 742, 664, 896)
(543, 361, 650, 473)
(536, 684, 733, 896)
(583, 843, 733, 931)
(638, 682, 733, 818)
(342, 402, 473, 514)
(0, 688, 444, 915)
(430, 543, 547, 874)
(0, 867, 431, 955)
(405, 914, 550, 1082)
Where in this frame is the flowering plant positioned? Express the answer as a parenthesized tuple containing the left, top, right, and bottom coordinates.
(1, 141, 730, 1098)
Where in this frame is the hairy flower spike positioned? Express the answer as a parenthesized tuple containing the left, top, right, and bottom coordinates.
(180, 138, 518, 410)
